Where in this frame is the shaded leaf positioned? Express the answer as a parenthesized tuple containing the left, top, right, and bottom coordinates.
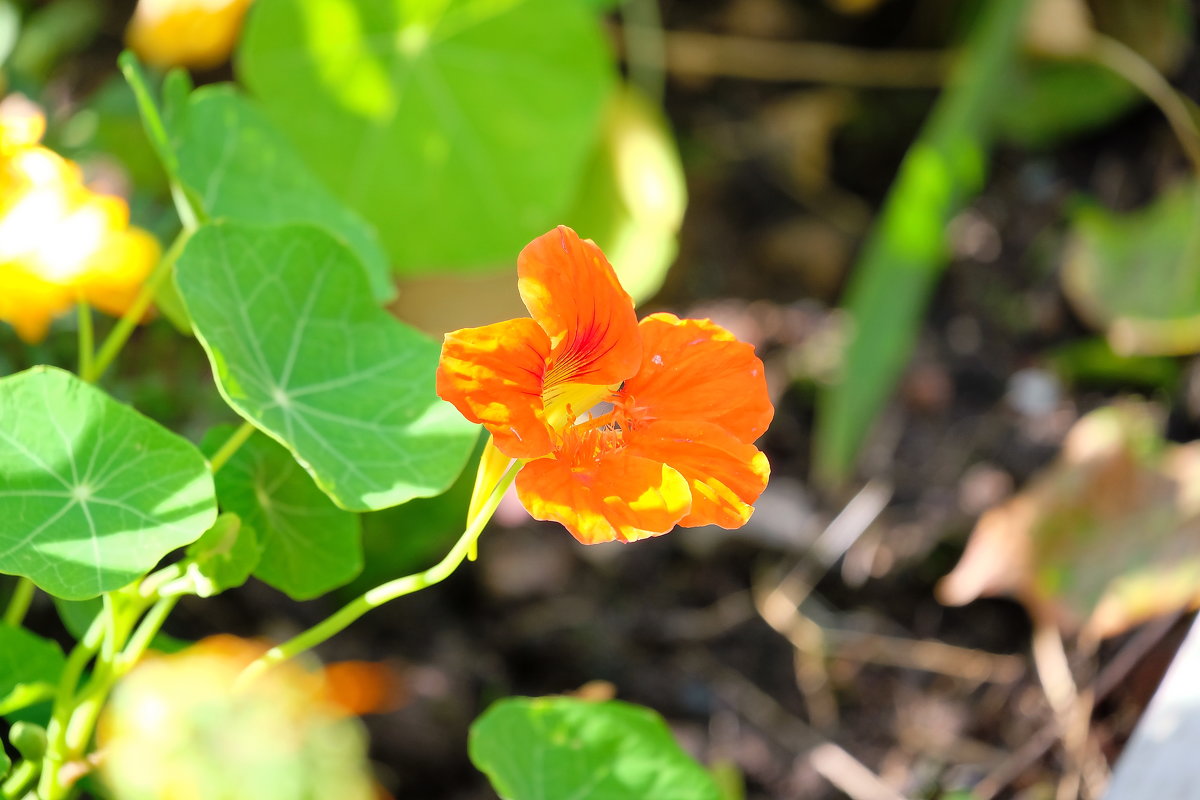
(176, 222, 476, 511)
(238, 0, 615, 272)
(470, 696, 721, 800)
(1062, 181, 1200, 355)
(0, 624, 64, 720)
(202, 426, 361, 600)
(938, 401, 1200, 638)
(172, 84, 395, 303)
(0, 367, 217, 600)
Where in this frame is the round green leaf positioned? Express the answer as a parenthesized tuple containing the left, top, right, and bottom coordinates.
(176, 222, 477, 511)
(0, 367, 217, 600)
(173, 84, 395, 303)
(202, 427, 361, 600)
(470, 697, 721, 800)
(238, 0, 615, 272)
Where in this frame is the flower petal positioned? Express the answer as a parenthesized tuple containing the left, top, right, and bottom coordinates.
(625, 420, 770, 529)
(0, 265, 71, 343)
(516, 448, 691, 545)
(517, 226, 641, 388)
(437, 318, 554, 459)
(621, 313, 773, 443)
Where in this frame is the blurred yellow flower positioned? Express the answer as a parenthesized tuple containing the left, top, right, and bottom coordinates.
(0, 97, 160, 343)
(100, 636, 376, 800)
(126, 0, 255, 70)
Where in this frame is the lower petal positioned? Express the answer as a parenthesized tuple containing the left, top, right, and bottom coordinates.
(625, 420, 770, 529)
(515, 450, 691, 545)
(437, 318, 554, 459)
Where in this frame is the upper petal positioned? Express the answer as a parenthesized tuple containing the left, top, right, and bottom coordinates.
(517, 226, 641, 388)
(625, 420, 770, 529)
(515, 445, 691, 545)
(621, 313, 773, 443)
(436, 318, 554, 459)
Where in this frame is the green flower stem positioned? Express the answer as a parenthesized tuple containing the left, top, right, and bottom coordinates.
(239, 460, 523, 687)
(61, 595, 179, 760)
(117, 49, 203, 232)
(207, 420, 256, 473)
(1, 759, 38, 800)
(38, 589, 153, 800)
(38, 612, 106, 799)
(76, 300, 93, 381)
(85, 228, 190, 384)
(2, 577, 35, 627)
(117, 595, 179, 672)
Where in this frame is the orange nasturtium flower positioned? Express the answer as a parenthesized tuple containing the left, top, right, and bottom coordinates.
(126, 0, 255, 70)
(437, 226, 773, 545)
(0, 97, 159, 343)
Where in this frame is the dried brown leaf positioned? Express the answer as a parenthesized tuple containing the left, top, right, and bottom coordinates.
(938, 401, 1200, 638)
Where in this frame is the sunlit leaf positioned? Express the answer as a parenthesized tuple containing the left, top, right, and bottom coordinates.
(1062, 181, 1200, 355)
(814, 0, 1031, 484)
(0, 624, 64, 720)
(202, 426, 360, 600)
(238, 0, 615, 273)
(470, 696, 721, 800)
(0, 367, 217, 600)
(938, 401, 1200, 638)
(172, 84, 395, 303)
(565, 85, 687, 304)
(176, 222, 477, 511)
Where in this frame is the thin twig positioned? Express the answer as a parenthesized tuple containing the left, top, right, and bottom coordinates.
(655, 30, 949, 87)
(696, 652, 906, 800)
(974, 613, 1183, 799)
(1086, 33, 1200, 177)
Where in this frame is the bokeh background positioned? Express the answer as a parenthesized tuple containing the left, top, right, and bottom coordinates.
(4, 0, 1200, 798)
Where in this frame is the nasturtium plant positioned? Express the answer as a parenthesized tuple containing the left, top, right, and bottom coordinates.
(202, 425, 360, 600)
(238, 0, 616, 272)
(175, 221, 477, 511)
(0, 366, 216, 599)
(470, 696, 722, 800)
(0, 0, 758, 792)
(171, 84, 395, 303)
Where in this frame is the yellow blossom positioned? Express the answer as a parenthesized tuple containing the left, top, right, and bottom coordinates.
(0, 97, 160, 343)
(126, 0, 255, 70)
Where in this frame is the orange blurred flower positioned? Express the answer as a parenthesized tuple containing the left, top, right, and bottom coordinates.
(0, 97, 160, 343)
(126, 0, 254, 70)
(437, 226, 773, 544)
